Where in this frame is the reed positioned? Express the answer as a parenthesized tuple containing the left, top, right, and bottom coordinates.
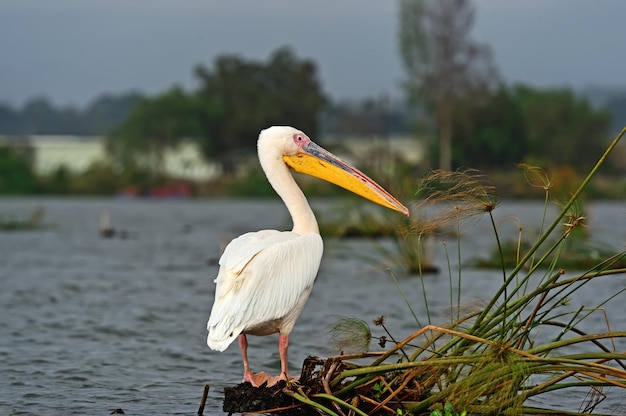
(279, 127, 626, 415)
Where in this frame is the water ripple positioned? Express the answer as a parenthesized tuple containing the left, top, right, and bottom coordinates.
(1, 198, 625, 414)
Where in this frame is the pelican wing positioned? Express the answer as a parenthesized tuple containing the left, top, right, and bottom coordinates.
(207, 229, 323, 351)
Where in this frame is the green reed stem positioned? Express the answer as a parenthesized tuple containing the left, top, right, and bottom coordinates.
(529, 185, 551, 272)
(456, 219, 462, 323)
(311, 393, 369, 416)
(289, 391, 340, 416)
(418, 235, 432, 325)
(472, 126, 626, 331)
(388, 268, 421, 328)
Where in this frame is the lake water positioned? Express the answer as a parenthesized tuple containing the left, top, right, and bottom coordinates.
(1, 198, 625, 415)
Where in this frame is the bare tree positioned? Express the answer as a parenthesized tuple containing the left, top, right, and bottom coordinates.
(399, 0, 498, 170)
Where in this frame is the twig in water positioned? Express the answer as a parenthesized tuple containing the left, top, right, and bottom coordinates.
(197, 384, 210, 416)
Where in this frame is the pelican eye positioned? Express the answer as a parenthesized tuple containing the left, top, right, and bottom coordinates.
(293, 134, 308, 147)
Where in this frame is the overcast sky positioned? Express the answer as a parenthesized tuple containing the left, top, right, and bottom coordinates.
(1, 0, 624, 107)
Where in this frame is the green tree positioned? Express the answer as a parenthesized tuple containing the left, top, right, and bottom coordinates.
(19, 97, 59, 133)
(45, 165, 72, 194)
(447, 84, 612, 171)
(451, 87, 528, 169)
(398, 0, 497, 170)
(82, 92, 143, 134)
(107, 87, 201, 176)
(323, 97, 397, 137)
(0, 103, 19, 132)
(0, 145, 40, 194)
(0, 93, 142, 135)
(512, 85, 611, 170)
(194, 46, 328, 173)
(603, 93, 626, 172)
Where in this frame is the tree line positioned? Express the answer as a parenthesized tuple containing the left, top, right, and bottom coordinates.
(107, 47, 328, 176)
(1, 0, 625, 197)
(0, 92, 142, 136)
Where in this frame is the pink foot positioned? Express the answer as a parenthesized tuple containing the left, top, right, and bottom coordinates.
(266, 373, 300, 387)
(244, 372, 300, 387)
(243, 371, 271, 387)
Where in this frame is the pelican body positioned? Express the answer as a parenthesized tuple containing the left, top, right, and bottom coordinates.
(207, 126, 408, 386)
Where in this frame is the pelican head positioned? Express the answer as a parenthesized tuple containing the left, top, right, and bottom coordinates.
(259, 126, 409, 216)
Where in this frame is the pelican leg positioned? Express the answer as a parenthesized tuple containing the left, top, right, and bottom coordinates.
(279, 334, 290, 380)
(262, 334, 294, 387)
(238, 334, 253, 382)
(239, 333, 270, 387)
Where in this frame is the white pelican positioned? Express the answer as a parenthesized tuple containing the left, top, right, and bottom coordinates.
(207, 126, 408, 386)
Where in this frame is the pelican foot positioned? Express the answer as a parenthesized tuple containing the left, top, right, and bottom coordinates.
(268, 373, 301, 387)
(243, 371, 271, 387)
(244, 372, 300, 387)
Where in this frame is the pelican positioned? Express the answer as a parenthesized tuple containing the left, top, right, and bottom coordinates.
(207, 126, 408, 386)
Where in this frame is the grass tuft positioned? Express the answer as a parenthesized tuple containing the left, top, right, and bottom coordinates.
(274, 127, 626, 415)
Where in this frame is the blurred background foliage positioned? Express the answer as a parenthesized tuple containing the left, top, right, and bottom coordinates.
(0, 1, 624, 198)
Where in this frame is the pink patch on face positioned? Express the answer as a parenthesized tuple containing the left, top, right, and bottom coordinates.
(292, 133, 311, 148)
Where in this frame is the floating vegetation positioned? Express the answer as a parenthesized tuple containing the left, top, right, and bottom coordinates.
(317, 203, 442, 274)
(471, 238, 626, 271)
(0, 206, 46, 231)
(318, 205, 401, 239)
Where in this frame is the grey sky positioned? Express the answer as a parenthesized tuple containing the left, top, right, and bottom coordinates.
(1, 0, 624, 107)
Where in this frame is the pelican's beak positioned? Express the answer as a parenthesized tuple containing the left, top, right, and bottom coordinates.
(283, 141, 409, 216)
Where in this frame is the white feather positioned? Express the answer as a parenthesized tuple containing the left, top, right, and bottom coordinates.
(207, 127, 325, 354)
(207, 229, 323, 351)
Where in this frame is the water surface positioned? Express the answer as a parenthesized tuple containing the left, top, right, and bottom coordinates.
(1, 198, 625, 414)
